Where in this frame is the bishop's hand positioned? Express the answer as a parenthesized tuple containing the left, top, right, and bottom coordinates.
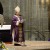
(20, 19, 24, 23)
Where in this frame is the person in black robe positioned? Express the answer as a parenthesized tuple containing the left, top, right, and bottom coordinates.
(0, 2, 4, 42)
(0, 2, 3, 15)
(0, 2, 4, 27)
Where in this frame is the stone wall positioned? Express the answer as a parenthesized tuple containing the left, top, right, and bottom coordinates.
(0, 0, 49, 41)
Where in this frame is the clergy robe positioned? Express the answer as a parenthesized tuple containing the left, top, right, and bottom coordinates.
(11, 15, 25, 43)
(0, 2, 4, 27)
(0, 2, 3, 15)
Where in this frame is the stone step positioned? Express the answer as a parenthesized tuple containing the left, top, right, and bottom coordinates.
(4, 41, 50, 50)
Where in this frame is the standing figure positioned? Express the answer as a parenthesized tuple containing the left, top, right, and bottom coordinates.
(0, 2, 3, 15)
(0, 2, 4, 27)
(11, 6, 25, 46)
(0, 2, 4, 41)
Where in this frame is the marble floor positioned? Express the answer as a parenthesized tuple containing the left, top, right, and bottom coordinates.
(4, 41, 50, 50)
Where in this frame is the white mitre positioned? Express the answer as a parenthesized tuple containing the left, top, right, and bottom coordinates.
(15, 6, 20, 12)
